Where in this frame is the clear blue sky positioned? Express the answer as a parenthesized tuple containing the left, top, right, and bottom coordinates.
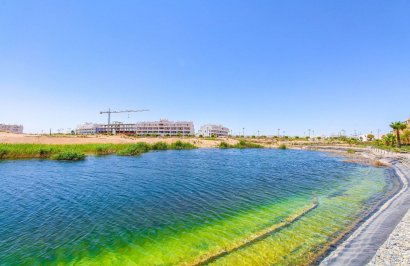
(1, 0, 409, 136)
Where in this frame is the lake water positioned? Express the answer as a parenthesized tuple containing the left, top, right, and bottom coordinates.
(0, 149, 394, 265)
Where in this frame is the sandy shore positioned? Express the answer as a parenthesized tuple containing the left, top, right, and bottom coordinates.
(317, 147, 410, 266)
(0, 132, 239, 148)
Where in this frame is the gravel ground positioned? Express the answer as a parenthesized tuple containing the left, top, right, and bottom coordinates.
(368, 208, 410, 265)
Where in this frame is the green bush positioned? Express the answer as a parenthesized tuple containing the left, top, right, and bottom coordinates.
(233, 140, 263, 149)
(151, 142, 168, 150)
(94, 146, 110, 155)
(219, 142, 230, 149)
(169, 141, 196, 150)
(51, 151, 85, 161)
(346, 148, 356, 154)
(0, 148, 8, 159)
(278, 144, 287, 149)
(37, 148, 53, 158)
(116, 143, 150, 156)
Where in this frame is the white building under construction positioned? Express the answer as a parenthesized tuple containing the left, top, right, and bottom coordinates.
(0, 124, 23, 134)
(198, 124, 229, 137)
(76, 119, 195, 136)
(134, 119, 194, 136)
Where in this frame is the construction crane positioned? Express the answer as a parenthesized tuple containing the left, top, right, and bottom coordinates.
(100, 108, 149, 125)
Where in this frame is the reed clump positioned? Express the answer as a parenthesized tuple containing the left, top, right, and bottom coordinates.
(51, 151, 85, 161)
(0, 141, 197, 160)
(169, 140, 196, 150)
(219, 140, 263, 149)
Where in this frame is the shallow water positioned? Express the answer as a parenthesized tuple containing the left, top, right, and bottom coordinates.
(0, 149, 393, 265)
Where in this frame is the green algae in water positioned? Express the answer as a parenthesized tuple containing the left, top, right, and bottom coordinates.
(0, 149, 393, 265)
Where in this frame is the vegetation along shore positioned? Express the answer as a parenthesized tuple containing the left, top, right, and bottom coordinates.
(0, 141, 196, 161)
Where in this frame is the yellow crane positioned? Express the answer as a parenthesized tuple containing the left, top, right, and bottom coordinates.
(100, 108, 149, 125)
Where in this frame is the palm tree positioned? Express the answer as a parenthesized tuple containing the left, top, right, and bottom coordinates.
(390, 121, 407, 148)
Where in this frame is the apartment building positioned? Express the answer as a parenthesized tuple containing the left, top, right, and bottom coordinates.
(0, 124, 23, 134)
(198, 124, 229, 137)
(76, 119, 195, 136)
(76, 122, 100, 135)
(134, 119, 194, 136)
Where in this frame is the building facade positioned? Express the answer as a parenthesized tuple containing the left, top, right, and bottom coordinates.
(76, 119, 195, 136)
(134, 119, 194, 136)
(76, 122, 99, 135)
(198, 124, 229, 137)
(0, 124, 23, 134)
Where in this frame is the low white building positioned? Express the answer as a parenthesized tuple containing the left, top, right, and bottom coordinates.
(0, 124, 23, 134)
(198, 124, 229, 137)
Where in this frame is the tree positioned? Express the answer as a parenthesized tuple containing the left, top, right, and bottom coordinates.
(382, 133, 396, 146)
(367, 134, 375, 141)
(402, 129, 410, 145)
(390, 121, 407, 147)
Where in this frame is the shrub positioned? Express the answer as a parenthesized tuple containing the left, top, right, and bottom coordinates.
(37, 148, 53, 158)
(116, 143, 150, 156)
(234, 140, 263, 149)
(346, 148, 356, 154)
(278, 144, 287, 149)
(151, 142, 168, 150)
(169, 141, 196, 150)
(0, 148, 8, 159)
(95, 146, 110, 155)
(219, 141, 230, 149)
(51, 151, 85, 161)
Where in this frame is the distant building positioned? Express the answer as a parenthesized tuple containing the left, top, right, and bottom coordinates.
(198, 124, 229, 137)
(76, 122, 99, 135)
(0, 124, 23, 134)
(96, 122, 137, 135)
(134, 119, 195, 136)
(76, 119, 195, 136)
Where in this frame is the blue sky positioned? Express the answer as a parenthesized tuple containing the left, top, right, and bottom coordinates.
(1, 0, 409, 136)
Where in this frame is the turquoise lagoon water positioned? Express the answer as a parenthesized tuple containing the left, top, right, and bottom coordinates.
(0, 149, 394, 265)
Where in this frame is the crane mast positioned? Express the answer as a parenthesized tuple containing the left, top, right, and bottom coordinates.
(100, 108, 149, 125)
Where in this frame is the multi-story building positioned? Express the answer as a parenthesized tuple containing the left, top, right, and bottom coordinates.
(134, 119, 194, 136)
(76, 122, 100, 135)
(76, 119, 195, 136)
(96, 122, 137, 135)
(0, 124, 23, 134)
(198, 124, 229, 137)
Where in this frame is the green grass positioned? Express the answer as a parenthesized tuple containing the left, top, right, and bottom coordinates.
(218, 140, 263, 149)
(0, 142, 197, 160)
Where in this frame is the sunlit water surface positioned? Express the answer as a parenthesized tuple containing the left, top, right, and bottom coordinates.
(0, 149, 394, 265)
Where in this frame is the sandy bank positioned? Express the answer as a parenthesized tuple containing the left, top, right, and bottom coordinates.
(0, 132, 238, 148)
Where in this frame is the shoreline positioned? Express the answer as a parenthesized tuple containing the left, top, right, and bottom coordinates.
(315, 147, 410, 265)
(2, 132, 410, 264)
